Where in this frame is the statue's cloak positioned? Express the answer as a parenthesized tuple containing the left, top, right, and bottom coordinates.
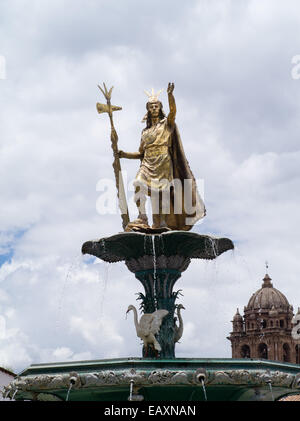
(166, 124, 206, 231)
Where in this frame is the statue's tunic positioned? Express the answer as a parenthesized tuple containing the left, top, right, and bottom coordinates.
(134, 118, 173, 192)
(133, 117, 206, 231)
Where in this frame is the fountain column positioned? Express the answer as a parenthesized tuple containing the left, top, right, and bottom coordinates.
(128, 266, 185, 358)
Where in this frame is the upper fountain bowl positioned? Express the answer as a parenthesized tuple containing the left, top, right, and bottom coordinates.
(81, 231, 234, 263)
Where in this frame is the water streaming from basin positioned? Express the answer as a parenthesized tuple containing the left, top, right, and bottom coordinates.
(201, 379, 207, 401)
(268, 382, 274, 401)
(11, 388, 18, 400)
(128, 379, 134, 401)
(209, 237, 218, 259)
(151, 235, 157, 308)
(3, 388, 10, 399)
(98, 261, 109, 325)
(66, 383, 73, 401)
(231, 245, 255, 283)
(160, 234, 164, 255)
(56, 254, 82, 331)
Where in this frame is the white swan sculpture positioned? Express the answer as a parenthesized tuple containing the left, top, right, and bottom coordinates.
(126, 305, 168, 353)
(174, 304, 185, 343)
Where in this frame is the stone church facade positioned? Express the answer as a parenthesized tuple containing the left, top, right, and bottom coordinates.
(228, 272, 300, 364)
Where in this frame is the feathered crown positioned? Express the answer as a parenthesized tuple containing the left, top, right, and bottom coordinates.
(144, 88, 163, 103)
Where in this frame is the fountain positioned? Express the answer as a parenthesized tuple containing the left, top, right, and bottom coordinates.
(5, 83, 300, 401)
(82, 231, 233, 358)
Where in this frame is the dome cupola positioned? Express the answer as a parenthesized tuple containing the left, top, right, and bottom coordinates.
(246, 273, 290, 311)
(232, 308, 244, 333)
(233, 308, 243, 322)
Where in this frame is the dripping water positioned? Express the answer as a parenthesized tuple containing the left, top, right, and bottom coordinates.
(98, 262, 109, 326)
(151, 235, 157, 308)
(56, 254, 82, 332)
(207, 237, 219, 290)
(66, 383, 73, 401)
(3, 388, 10, 399)
(11, 388, 18, 400)
(201, 379, 207, 401)
(128, 379, 134, 401)
(209, 237, 218, 259)
(101, 238, 107, 258)
(267, 381, 274, 401)
(231, 245, 255, 283)
(160, 233, 165, 255)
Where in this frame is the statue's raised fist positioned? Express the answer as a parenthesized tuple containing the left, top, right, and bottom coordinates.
(167, 82, 175, 94)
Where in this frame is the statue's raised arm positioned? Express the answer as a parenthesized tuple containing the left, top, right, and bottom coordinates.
(167, 82, 176, 127)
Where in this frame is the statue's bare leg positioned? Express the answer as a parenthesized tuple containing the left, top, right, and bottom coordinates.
(159, 191, 168, 228)
(134, 185, 148, 224)
(151, 190, 160, 229)
(151, 190, 168, 229)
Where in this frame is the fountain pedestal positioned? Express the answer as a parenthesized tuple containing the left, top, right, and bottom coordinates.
(134, 267, 182, 358)
(82, 231, 234, 358)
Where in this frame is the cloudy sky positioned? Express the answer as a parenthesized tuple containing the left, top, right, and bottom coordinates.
(1, 0, 300, 373)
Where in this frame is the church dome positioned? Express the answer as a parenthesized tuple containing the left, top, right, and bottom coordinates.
(246, 274, 290, 311)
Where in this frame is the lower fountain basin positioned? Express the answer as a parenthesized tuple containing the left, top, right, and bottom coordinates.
(7, 358, 300, 401)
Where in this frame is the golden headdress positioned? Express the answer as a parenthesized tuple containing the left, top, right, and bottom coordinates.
(144, 88, 163, 103)
(142, 88, 164, 122)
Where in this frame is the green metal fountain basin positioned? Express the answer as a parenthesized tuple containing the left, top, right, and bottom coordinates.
(82, 231, 234, 263)
(7, 358, 300, 401)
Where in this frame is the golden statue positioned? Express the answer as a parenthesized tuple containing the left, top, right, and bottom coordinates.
(119, 83, 206, 232)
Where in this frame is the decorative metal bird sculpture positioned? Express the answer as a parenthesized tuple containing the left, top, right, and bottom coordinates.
(126, 305, 168, 354)
(174, 304, 185, 343)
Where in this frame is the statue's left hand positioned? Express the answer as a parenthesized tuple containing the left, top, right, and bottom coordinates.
(167, 82, 175, 94)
